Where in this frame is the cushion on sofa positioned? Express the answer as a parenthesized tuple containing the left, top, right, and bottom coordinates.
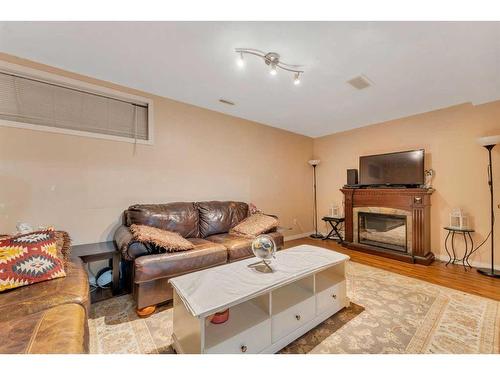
(125, 202, 199, 238)
(0, 230, 66, 292)
(0, 303, 88, 354)
(130, 224, 194, 252)
(230, 213, 279, 237)
(0, 256, 89, 322)
(206, 231, 284, 262)
(134, 238, 227, 283)
(197, 201, 248, 238)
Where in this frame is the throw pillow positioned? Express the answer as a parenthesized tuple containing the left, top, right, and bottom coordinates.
(0, 230, 66, 292)
(230, 213, 279, 237)
(130, 224, 194, 252)
(54, 230, 72, 268)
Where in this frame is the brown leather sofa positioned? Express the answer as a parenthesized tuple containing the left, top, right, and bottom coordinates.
(114, 201, 284, 316)
(0, 242, 90, 354)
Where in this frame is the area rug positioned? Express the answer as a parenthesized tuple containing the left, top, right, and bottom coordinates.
(88, 262, 500, 354)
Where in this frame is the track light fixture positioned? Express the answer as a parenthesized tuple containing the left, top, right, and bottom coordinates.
(235, 48, 304, 85)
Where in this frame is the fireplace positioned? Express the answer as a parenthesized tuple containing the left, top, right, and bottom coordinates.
(341, 187, 435, 265)
(358, 212, 407, 252)
(353, 206, 413, 254)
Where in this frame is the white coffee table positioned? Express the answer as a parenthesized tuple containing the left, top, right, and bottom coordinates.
(169, 244, 350, 354)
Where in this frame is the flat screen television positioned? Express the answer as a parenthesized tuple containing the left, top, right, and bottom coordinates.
(359, 149, 425, 187)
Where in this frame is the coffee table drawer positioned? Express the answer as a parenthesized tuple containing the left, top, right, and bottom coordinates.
(205, 318, 271, 354)
(316, 279, 346, 314)
(272, 296, 315, 342)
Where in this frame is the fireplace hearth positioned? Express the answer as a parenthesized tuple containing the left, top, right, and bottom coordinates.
(341, 187, 435, 265)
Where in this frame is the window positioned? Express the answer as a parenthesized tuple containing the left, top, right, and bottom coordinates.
(0, 62, 153, 144)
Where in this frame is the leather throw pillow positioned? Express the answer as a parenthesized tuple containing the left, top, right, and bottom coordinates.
(230, 213, 279, 237)
(130, 224, 194, 252)
(0, 230, 66, 292)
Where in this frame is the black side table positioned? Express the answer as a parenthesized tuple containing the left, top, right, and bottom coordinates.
(443, 227, 475, 271)
(72, 241, 123, 303)
(322, 217, 345, 243)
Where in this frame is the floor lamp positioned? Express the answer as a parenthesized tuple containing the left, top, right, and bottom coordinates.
(308, 159, 323, 239)
(477, 135, 500, 278)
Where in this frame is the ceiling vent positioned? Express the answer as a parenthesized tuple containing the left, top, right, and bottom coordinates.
(347, 75, 372, 90)
(219, 98, 235, 105)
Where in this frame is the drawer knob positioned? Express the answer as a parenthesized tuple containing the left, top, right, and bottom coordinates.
(332, 294, 337, 299)
(241, 345, 247, 353)
(295, 314, 301, 321)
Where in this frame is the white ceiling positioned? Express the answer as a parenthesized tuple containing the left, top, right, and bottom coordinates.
(0, 22, 499, 137)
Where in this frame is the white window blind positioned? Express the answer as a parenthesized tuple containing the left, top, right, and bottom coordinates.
(0, 71, 149, 141)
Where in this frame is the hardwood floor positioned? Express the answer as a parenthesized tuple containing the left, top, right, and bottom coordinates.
(285, 237, 500, 301)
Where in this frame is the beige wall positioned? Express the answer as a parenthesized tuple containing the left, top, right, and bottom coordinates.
(313, 101, 500, 267)
(2, 53, 499, 269)
(0, 54, 314, 244)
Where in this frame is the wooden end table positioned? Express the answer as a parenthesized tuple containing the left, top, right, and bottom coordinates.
(72, 241, 123, 303)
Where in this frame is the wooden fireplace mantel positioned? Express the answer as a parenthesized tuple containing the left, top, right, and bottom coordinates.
(341, 187, 435, 265)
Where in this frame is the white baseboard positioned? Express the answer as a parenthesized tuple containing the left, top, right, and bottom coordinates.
(434, 254, 499, 270)
(284, 231, 314, 241)
(282, 233, 499, 270)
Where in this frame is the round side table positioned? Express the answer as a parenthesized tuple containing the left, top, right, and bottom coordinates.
(443, 227, 474, 271)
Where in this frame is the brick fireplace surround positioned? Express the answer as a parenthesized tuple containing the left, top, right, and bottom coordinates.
(341, 188, 435, 265)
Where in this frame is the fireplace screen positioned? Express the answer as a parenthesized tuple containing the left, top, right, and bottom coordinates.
(358, 212, 407, 252)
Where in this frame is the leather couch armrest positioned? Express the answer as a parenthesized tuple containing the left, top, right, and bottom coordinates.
(114, 225, 151, 261)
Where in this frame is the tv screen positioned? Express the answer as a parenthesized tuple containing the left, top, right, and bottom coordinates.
(359, 149, 424, 186)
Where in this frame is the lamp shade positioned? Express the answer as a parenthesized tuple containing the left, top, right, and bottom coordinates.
(308, 159, 320, 166)
(477, 135, 500, 147)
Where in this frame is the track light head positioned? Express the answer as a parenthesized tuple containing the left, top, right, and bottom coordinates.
(236, 52, 244, 68)
(270, 63, 278, 76)
(294, 73, 301, 85)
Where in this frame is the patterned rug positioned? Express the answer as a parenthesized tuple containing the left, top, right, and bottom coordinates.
(88, 262, 500, 354)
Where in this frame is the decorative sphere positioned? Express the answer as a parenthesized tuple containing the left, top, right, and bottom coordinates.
(251, 234, 276, 261)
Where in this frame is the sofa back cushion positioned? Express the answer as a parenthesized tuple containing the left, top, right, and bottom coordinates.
(124, 202, 199, 238)
(197, 201, 248, 238)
